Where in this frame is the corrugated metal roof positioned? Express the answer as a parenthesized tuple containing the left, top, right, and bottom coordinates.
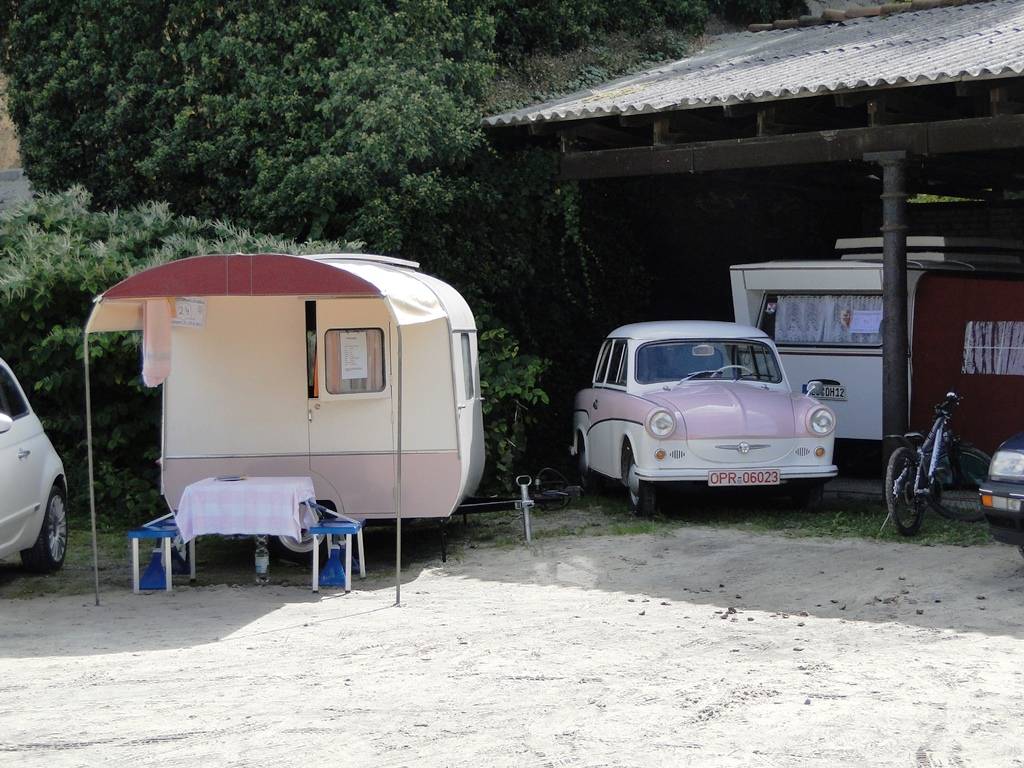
(484, 0, 1024, 127)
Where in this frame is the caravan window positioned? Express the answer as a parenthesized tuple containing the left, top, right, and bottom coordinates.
(760, 293, 884, 347)
(460, 333, 475, 398)
(962, 321, 1024, 376)
(324, 328, 386, 394)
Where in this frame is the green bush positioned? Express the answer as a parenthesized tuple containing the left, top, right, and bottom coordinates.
(0, 0, 496, 251)
(0, 188, 357, 526)
(477, 320, 549, 486)
(492, 0, 707, 56)
(709, 0, 802, 23)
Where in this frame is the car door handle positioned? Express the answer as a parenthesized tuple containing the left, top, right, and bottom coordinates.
(592, 399, 599, 410)
(17, 449, 30, 460)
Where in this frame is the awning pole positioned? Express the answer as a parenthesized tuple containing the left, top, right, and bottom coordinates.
(84, 331, 101, 606)
(395, 324, 404, 606)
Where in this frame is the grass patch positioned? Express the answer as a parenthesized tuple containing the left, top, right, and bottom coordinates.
(450, 489, 992, 550)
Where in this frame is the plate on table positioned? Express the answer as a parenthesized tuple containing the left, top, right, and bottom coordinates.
(215, 475, 247, 482)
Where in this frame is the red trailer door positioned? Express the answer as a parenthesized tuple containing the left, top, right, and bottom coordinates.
(911, 273, 1024, 454)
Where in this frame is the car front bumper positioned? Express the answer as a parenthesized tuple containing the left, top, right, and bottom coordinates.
(635, 465, 837, 483)
(979, 480, 1024, 545)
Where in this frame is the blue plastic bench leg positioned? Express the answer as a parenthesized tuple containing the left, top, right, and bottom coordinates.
(140, 545, 171, 591)
(317, 541, 349, 590)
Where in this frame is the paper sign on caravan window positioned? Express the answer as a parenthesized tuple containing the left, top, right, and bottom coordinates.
(173, 297, 206, 328)
(341, 332, 368, 380)
(849, 309, 883, 335)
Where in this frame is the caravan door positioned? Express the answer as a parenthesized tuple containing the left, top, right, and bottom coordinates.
(308, 299, 395, 517)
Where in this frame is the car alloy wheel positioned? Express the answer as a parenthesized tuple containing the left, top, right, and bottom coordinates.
(21, 484, 68, 572)
(47, 491, 68, 563)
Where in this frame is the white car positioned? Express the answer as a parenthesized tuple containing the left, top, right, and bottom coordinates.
(0, 358, 67, 571)
(572, 322, 838, 516)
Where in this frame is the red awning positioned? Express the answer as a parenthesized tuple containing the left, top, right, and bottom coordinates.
(102, 253, 381, 300)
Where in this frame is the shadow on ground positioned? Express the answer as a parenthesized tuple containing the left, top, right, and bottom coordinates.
(0, 518, 448, 658)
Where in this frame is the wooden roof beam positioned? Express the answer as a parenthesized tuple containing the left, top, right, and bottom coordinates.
(559, 113, 1024, 180)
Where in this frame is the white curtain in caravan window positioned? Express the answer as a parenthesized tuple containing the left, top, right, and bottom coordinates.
(325, 329, 386, 393)
(962, 321, 1024, 376)
(774, 294, 883, 346)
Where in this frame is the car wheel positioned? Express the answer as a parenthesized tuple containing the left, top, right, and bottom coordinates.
(1018, 545, 1024, 561)
(623, 444, 657, 517)
(790, 483, 824, 512)
(577, 435, 600, 495)
(20, 483, 68, 573)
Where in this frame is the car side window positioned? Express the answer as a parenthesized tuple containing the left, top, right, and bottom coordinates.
(593, 342, 611, 385)
(0, 367, 29, 419)
(606, 340, 627, 386)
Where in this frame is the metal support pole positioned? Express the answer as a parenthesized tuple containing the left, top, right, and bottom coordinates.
(395, 324, 404, 607)
(866, 150, 909, 463)
(84, 332, 102, 606)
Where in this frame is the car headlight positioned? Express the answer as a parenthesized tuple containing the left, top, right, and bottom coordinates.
(807, 407, 835, 436)
(646, 409, 676, 438)
(990, 450, 1024, 481)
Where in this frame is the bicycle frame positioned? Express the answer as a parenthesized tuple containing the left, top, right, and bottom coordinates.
(910, 411, 951, 497)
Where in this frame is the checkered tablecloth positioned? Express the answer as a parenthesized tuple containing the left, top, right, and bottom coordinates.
(174, 476, 319, 543)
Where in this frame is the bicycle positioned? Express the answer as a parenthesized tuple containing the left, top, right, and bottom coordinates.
(884, 391, 989, 536)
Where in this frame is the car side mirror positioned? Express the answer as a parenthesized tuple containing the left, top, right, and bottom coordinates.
(0, 413, 12, 435)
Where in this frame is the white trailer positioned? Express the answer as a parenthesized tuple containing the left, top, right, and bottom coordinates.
(83, 252, 485, 561)
(731, 237, 1024, 451)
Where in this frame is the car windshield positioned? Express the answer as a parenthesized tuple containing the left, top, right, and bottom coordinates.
(635, 340, 783, 384)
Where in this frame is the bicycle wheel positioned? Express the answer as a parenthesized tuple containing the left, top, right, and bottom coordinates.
(886, 446, 924, 536)
(929, 444, 987, 523)
(927, 483, 986, 523)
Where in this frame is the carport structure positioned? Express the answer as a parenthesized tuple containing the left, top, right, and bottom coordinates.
(485, 0, 1024, 455)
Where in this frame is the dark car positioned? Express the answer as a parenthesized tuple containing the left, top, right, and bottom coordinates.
(980, 432, 1024, 555)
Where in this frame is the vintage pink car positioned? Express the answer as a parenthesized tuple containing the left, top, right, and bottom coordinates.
(572, 321, 837, 515)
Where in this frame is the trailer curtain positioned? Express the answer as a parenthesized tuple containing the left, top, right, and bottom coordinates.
(774, 294, 883, 346)
(962, 321, 1024, 376)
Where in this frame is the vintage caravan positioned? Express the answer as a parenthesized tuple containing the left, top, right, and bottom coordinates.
(731, 237, 1024, 454)
(84, 252, 484, 556)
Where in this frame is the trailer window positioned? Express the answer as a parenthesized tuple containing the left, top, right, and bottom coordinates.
(962, 321, 1024, 376)
(761, 293, 883, 347)
(324, 328, 386, 394)
(460, 333, 475, 398)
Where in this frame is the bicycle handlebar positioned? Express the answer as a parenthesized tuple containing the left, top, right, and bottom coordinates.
(935, 391, 961, 415)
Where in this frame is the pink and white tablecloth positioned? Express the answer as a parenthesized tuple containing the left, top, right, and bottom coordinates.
(174, 476, 318, 542)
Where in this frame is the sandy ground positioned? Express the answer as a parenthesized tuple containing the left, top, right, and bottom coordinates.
(3, 528, 1024, 767)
